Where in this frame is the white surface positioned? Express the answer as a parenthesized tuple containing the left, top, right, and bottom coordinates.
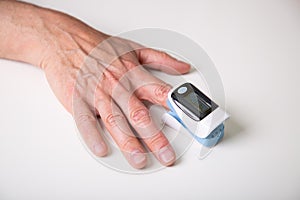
(1, 0, 300, 199)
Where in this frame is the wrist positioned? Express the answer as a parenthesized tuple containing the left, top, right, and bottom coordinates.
(0, 1, 48, 66)
(0, 1, 109, 69)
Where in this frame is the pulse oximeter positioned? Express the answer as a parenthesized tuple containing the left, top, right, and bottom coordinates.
(165, 82, 229, 147)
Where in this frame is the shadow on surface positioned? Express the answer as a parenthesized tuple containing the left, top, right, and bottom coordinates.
(222, 117, 245, 144)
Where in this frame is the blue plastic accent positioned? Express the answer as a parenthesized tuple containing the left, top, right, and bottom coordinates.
(167, 99, 224, 147)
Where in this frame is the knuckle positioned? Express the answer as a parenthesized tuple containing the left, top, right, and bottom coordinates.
(154, 84, 171, 99)
(76, 113, 96, 124)
(135, 87, 147, 100)
(148, 134, 168, 150)
(119, 137, 137, 151)
(160, 51, 169, 59)
(122, 58, 139, 69)
(107, 64, 126, 80)
(130, 108, 151, 125)
(105, 113, 124, 127)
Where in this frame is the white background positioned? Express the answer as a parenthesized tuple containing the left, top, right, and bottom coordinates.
(0, 0, 300, 199)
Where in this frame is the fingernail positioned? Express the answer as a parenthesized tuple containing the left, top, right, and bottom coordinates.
(131, 150, 146, 165)
(94, 143, 106, 156)
(159, 146, 175, 164)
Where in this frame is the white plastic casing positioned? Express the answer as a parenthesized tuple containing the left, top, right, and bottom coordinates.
(166, 84, 229, 139)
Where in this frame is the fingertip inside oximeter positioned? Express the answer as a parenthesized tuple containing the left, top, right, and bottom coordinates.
(166, 82, 229, 147)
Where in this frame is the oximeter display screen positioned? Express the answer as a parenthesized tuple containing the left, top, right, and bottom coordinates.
(186, 93, 210, 114)
(171, 83, 218, 121)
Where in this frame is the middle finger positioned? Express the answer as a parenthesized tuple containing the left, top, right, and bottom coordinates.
(111, 81, 176, 166)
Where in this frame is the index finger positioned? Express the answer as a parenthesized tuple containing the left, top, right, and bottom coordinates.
(126, 66, 172, 109)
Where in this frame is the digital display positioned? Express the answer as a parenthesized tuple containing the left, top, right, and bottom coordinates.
(171, 83, 218, 120)
(186, 93, 211, 114)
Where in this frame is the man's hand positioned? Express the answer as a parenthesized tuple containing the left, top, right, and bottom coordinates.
(0, 1, 190, 169)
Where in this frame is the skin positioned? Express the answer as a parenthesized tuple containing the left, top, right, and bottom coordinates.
(0, 0, 190, 169)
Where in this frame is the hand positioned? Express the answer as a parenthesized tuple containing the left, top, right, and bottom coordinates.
(0, 1, 190, 169)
